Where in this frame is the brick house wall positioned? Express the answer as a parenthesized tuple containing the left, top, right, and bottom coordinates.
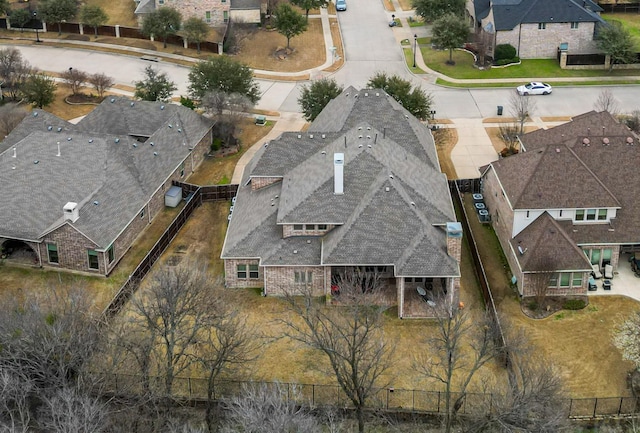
(251, 177, 281, 190)
(579, 243, 620, 270)
(282, 224, 334, 238)
(521, 272, 587, 297)
(40, 224, 101, 274)
(263, 265, 326, 296)
(496, 22, 598, 59)
(156, 0, 230, 26)
(224, 258, 263, 288)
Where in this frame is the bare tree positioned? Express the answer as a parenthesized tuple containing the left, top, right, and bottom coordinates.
(621, 110, 640, 134)
(594, 88, 620, 115)
(414, 308, 501, 433)
(0, 368, 33, 433)
(0, 47, 32, 100)
(194, 293, 261, 432)
(614, 310, 640, 371)
(0, 284, 102, 393)
(465, 327, 568, 433)
(88, 73, 114, 98)
(526, 256, 556, 310)
(60, 68, 89, 96)
(40, 387, 110, 433)
(497, 122, 520, 156)
(281, 269, 394, 433)
(201, 90, 254, 149)
(128, 262, 220, 397)
(509, 91, 536, 135)
(0, 103, 28, 138)
(220, 382, 320, 433)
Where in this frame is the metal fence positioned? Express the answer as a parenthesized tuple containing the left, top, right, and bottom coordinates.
(94, 372, 640, 419)
(102, 183, 238, 319)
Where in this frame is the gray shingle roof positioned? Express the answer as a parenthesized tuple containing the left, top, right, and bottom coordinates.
(481, 0, 603, 31)
(0, 97, 214, 248)
(230, 0, 261, 10)
(222, 88, 458, 278)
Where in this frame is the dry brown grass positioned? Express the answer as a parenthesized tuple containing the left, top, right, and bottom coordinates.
(541, 116, 572, 122)
(185, 117, 275, 186)
(383, 0, 396, 12)
(484, 126, 538, 154)
(323, 18, 345, 72)
(434, 127, 458, 179)
(47, 89, 99, 121)
(232, 20, 326, 72)
(85, 0, 138, 27)
(397, 0, 414, 11)
(463, 198, 637, 398)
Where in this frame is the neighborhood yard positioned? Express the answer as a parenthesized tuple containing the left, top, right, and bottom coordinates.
(603, 13, 640, 50)
(463, 198, 639, 398)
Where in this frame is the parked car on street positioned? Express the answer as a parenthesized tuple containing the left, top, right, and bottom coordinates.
(336, 0, 347, 11)
(516, 82, 553, 96)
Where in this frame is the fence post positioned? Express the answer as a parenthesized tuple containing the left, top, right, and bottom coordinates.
(619, 397, 624, 416)
(437, 391, 441, 413)
(312, 384, 315, 407)
(188, 377, 192, 399)
(412, 389, 415, 412)
(593, 398, 598, 418)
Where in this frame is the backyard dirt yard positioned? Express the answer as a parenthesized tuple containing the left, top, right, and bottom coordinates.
(463, 198, 640, 399)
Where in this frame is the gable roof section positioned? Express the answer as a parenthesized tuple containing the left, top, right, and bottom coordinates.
(520, 111, 631, 151)
(309, 87, 440, 169)
(231, 0, 261, 9)
(0, 98, 214, 248)
(0, 110, 73, 154)
(490, 0, 603, 31)
(511, 212, 591, 272)
(490, 143, 619, 210)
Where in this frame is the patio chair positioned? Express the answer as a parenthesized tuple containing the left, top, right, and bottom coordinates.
(591, 264, 603, 279)
(604, 264, 613, 280)
(588, 276, 597, 291)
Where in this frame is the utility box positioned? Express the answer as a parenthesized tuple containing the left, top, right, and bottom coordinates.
(255, 115, 266, 126)
(497, 106, 503, 116)
(165, 186, 182, 208)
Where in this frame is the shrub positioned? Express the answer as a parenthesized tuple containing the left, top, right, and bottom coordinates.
(493, 57, 520, 66)
(180, 96, 196, 110)
(494, 44, 517, 61)
(527, 301, 539, 311)
(563, 299, 586, 310)
(211, 138, 222, 152)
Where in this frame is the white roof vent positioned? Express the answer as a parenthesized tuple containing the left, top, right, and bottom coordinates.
(309, 134, 314, 139)
(627, 136, 634, 145)
(582, 138, 590, 146)
(602, 137, 610, 145)
(63, 202, 79, 223)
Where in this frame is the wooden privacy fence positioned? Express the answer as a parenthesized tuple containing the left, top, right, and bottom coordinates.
(94, 372, 640, 420)
(102, 183, 238, 319)
(449, 180, 509, 369)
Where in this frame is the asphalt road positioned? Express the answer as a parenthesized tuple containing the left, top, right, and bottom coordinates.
(12, 33, 640, 118)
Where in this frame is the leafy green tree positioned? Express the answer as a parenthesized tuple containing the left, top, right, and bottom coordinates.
(141, 7, 182, 49)
(290, 0, 328, 20)
(21, 72, 56, 108)
(298, 77, 343, 121)
(181, 17, 209, 54)
(412, 0, 464, 22)
(188, 56, 260, 103)
(431, 13, 469, 64)
(80, 5, 108, 39)
(134, 65, 176, 101)
(0, 0, 8, 16)
(597, 21, 636, 72)
(367, 72, 433, 120)
(273, 3, 308, 49)
(39, 0, 78, 35)
(9, 8, 31, 32)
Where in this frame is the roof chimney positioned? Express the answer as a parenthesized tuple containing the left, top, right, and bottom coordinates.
(334, 153, 344, 195)
(446, 222, 463, 261)
(63, 202, 79, 223)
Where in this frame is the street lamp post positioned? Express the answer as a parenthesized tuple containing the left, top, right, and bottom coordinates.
(413, 33, 417, 68)
(33, 12, 41, 43)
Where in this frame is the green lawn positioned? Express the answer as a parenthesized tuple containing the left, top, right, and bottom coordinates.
(421, 39, 640, 80)
(602, 13, 640, 50)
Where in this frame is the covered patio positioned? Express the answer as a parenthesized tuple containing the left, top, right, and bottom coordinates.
(588, 252, 640, 300)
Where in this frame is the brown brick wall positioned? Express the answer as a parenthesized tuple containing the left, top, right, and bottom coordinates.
(264, 266, 326, 296)
(158, 0, 230, 26)
(251, 177, 281, 190)
(224, 258, 263, 288)
(521, 272, 588, 297)
(41, 224, 101, 274)
(580, 244, 620, 271)
(496, 22, 598, 59)
(282, 224, 334, 238)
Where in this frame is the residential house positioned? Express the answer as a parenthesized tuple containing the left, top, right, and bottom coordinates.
(481, 111, 640, 297)
(135, 0, 230, 27)
(467, 0, 606, 59)
(0, 97, 214, 276)
(221, 87, 462, 318)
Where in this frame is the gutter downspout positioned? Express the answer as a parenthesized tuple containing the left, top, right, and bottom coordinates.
(517, 23, 522, 56)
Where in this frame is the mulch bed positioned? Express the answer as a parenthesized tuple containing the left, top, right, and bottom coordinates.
(521, 296, 589, 319)
(65, 94, 103, 105)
